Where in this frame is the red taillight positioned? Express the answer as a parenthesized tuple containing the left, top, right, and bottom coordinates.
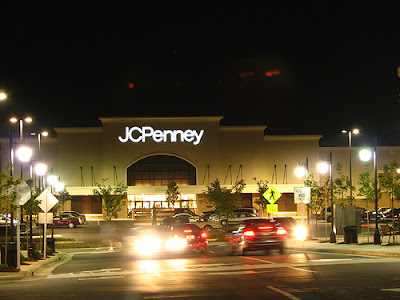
(200, 232, 207, 238)
(258, 225, 273, 230)
(243, 230, 256, 237)
(183, 229, 193, 234)
(276, 227, 287, 235)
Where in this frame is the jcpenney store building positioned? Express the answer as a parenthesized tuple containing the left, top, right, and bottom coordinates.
(0, 116, 322, 218)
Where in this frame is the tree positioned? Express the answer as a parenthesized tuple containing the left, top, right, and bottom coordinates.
(358, 163, 381, 242)
(253, 177, 268, 216)
(332, 163, 355, 206)
(53, 187, 72, 212)
(93, 179, 128, 221)
(379, 160, 400, 235)
(0, 172, 21, 265)
(202, 178, 245, 221)
(358, 163, 380, 210)
(165, 181, 180, 207)
(304, 172, 329, 218)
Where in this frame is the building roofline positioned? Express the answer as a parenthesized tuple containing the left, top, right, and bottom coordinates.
(54, 127, 103, 133)
(221, 125, 267, 132)
(99, 116, 224, 123)
(264, 135, 322, 141)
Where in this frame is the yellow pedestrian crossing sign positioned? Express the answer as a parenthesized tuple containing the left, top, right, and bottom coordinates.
(266, 204, 279, 213)
(262, 186, 282, 204)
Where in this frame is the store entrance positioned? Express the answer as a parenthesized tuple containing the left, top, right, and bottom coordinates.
(127, 194, 197, 218)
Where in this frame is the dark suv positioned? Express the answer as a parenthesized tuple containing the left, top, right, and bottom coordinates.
(228, 218, 287, 255)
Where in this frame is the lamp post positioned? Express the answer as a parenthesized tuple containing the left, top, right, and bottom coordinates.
(33, 162, 47, 257)
(342, 129, 359, 199)
(295, 157, 309, 224)
(9, 117, 33, 244)
(0, 91, 7, 101)
(317, 155, 336, 243)
(359, 137, 381, 244)
(15, 145, 32, 268)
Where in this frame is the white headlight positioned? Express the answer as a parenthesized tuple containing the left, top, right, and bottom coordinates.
(293, 225, 308, 241)
(135, 236, 161, 255)
(165, 236, 187, 250)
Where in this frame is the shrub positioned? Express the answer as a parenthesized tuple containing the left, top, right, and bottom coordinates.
(33, 250, 42, 259)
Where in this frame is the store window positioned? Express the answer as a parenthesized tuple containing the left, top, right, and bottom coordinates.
(127, 155, 196, 186)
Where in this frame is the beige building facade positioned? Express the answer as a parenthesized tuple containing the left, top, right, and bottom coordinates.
(1, 116, 399, 218)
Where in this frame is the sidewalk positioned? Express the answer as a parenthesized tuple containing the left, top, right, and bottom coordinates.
(286, 238, 400, 257)
(0, 251, 67, 281)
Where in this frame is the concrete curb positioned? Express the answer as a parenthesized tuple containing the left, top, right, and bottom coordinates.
(0, 252, 67, 281)
(286, 246, 400, 258)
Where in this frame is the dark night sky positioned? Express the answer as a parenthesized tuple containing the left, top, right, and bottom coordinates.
(0, 3, 399, 146)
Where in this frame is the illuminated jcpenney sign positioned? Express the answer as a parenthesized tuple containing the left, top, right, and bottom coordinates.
(118, 126, 204, 145)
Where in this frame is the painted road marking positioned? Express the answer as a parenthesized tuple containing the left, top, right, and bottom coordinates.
(243, 256, 275, 264)
(207, 270, 274, 275)
(78, 275, 125, 281)
(267, 286, 301, 300)
(381, 288, 400, 292)
(288, 267, 317, 273)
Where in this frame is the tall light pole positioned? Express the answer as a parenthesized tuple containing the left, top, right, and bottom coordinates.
(359, 137, 381, 244)
(9, 116, 33, 244)
(342, 129, 359, 199)
(295, 157, 309, 224)
(15, 145, 33, 268)
(0, 91, 7, 101)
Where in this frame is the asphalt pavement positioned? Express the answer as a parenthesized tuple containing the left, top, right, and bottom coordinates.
(1, 243, 400, 299)
(2, 219, 400, 299)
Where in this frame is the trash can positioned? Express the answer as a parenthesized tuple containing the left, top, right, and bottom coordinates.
(0, 242, 17, 267)
(343, 226, 358, 244)
(47, 238, 55, 252)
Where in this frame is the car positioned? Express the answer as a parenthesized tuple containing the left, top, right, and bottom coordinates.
(208, 212, 257, 226)
(319, 207, 332, 222)
(201, 207, 258, 220)
(269, 217, 297, 236)
(227, 218, 287, 255)
(126, 224, 208, 256)
(161, 213, 205, 227)
(168, 224, 208, 253)
(382, 208, 400, 222)
(61, 211, 86, 224)
(234, 207, 258, 216)
(52, 214, 80, 228)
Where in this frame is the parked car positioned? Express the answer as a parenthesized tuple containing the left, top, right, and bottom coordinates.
(319, 207, 332, 222)
(382, 208, 400, 222)
(227, 218, 287, 255)
(161, 213, 204, 227)
(201, 207, 258, 221)
(61, 211, 86, 224)
(53, 214, 80, 228)
(208, 212, 257, 226)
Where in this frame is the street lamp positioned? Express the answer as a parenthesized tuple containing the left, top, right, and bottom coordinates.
(318, 154, 336, 243)
(342, 129, 360, 199)
(0, 91, 7, 101)
(15, 146, 33, 163)
(15, 145, 32, 269)
(359, 140, 381, 244)
(10, 117, 33, 142)
(317, 162, 329, 174)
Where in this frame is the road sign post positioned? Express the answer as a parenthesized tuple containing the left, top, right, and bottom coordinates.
(36, 189, 59, 258)
(294, 187, 311, 224)
(263, 186, 282, 220)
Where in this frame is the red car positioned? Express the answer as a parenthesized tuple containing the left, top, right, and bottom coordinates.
(169, 224, 208, 253)
(228, 218, 287, 255)
(53, 214, 80, 228)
